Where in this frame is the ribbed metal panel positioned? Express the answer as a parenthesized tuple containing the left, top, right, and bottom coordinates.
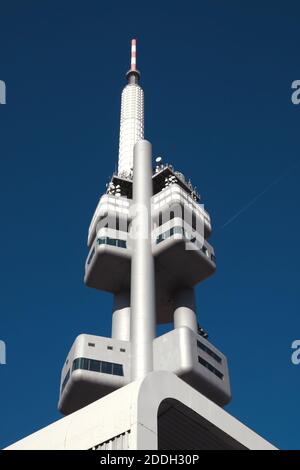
(118, 83, 144, 177)
(158, 400, 247, 450)
(92, 430, 131, 450)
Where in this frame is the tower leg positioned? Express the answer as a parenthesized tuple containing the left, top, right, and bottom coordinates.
(130, 140, 156, 381)
(112, 291, 131, 341)
(174, 287, 198, 333)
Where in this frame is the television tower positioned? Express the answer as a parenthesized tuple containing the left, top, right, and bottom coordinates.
(6, 40, 276, 451)
(58, 39, 231, 415)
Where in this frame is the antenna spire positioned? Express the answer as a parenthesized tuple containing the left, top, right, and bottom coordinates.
(126, 38, 140, 83)
(130, 38, 137, 71)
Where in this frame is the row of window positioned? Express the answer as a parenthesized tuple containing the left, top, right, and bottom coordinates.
(72, 357, 124, 377)
(88, 232, 216, 266)
(197, 340, 222, 364)
(97, 237, 127, 248)
(156, 227, 216, 263)
(198, 356, 224, 380)
(87, 237, 127, 266)
(61, 357, 124, 394)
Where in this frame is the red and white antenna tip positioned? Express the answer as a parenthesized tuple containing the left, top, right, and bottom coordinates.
(130, 38, 137, 71)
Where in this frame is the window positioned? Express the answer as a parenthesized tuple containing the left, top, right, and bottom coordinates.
(61, 369, 70, 393)
(113, 363, 124, 376)
(107, 346, 113, 350)
(107, 238, 117, 247)
(198, 356, 224, 380)
(89, 359, 101, 372)
(197, 340, 222, 364)
(72, 357, 124, 376)
(87, 248, 95, 265)
(88, 343, 95, 347)
(101, 361, 113, 374)
(120, 348, 126, 353)
(72, 358, 81, 371)
(81, 358, 90, 370)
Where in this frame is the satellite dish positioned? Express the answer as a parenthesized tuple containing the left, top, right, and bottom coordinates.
(155, 157, 162, 163)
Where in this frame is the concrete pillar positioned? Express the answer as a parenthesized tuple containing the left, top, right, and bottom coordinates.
(174, 287, 198, 333)
(130, 140, 156, 381)
(112, 291, 131, 341)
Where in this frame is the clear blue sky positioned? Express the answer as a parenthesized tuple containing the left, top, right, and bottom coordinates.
(0, 1, 299, 450)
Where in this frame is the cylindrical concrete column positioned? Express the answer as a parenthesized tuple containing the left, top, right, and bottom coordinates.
(130, 139, 156, 381)
(112, 291, 131, 341)
(174, 287, 198, 334)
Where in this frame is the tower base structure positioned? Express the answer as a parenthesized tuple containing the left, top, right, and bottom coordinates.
(5, 371, 276, 450)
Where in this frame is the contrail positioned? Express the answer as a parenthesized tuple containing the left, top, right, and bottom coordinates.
(220, 164, 297, 230)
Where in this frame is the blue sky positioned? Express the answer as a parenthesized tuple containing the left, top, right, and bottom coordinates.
(0, 1, 299, 449)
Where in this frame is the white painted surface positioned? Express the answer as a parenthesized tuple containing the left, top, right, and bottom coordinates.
(5, 371, 276, 450)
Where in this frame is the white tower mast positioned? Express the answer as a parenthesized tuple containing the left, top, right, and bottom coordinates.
(118, 39, 144, 177)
